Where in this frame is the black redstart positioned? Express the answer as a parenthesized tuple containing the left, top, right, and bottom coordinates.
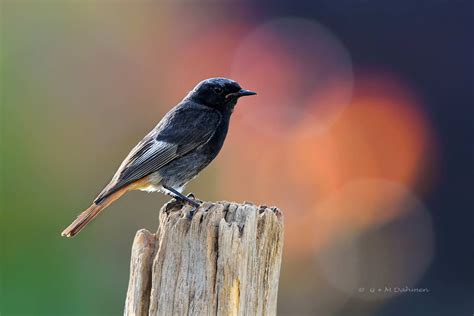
(62, 78, 256, 237)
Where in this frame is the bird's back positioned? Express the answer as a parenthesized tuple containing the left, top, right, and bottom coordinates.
(94, 99, 223, 203)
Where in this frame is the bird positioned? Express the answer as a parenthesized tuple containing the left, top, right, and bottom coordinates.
(61, 77, 256, 237)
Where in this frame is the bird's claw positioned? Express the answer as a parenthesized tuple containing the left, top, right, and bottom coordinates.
(185, 193, 200, 209)
(186, 204, 199, 220)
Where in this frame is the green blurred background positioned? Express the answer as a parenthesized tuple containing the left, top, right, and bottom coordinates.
(1, 1, 472, 315)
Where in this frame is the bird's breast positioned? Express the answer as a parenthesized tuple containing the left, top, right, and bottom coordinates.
(204, 113, 231, 157)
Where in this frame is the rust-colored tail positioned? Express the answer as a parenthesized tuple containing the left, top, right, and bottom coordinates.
(61, 187, 128, 237)
(61, 203, 104, 237)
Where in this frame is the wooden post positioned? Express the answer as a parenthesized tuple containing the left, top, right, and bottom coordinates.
(124, 200, 284, 316)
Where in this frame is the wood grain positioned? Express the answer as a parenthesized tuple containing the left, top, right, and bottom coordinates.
(124, 200, 284, 316)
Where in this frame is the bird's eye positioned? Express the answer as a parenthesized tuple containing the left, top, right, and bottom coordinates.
(213, 87, 224, 95)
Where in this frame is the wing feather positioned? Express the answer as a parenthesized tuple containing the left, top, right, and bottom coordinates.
(94, 105, 220, 203)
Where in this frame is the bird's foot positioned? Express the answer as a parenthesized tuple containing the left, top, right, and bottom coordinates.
(183, 192, 200, 209)
(185, 193, 202, 220)
(172, 194, 200, 219)
(162, 186, 201, 219)
(187, 198, 201, 209)
(186, 201, 201, 220)
(172, 195, 199, 206)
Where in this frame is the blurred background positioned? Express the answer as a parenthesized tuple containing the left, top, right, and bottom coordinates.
(1, 1, 472, 315)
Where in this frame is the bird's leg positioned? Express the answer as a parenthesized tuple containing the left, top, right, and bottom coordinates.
(163, 185, 201, 215)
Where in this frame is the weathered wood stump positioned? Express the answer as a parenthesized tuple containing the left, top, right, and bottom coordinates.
(124, 200, 284, 316)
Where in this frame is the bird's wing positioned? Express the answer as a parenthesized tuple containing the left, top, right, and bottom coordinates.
(94, 106, 221, 203)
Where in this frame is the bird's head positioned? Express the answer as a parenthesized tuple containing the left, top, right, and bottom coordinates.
(187, 78, 256, 111)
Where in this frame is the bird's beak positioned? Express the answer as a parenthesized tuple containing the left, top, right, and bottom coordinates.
(238, 89, 257, 97)
(226, 89, 257, 99)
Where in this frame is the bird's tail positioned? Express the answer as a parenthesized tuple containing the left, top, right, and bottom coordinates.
(61, 203, 104, 237)
(61, 187, 128, 238)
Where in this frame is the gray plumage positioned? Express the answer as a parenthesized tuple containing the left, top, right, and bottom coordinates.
(62, 78, 255, 237)
(94, 78, 256, 204)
